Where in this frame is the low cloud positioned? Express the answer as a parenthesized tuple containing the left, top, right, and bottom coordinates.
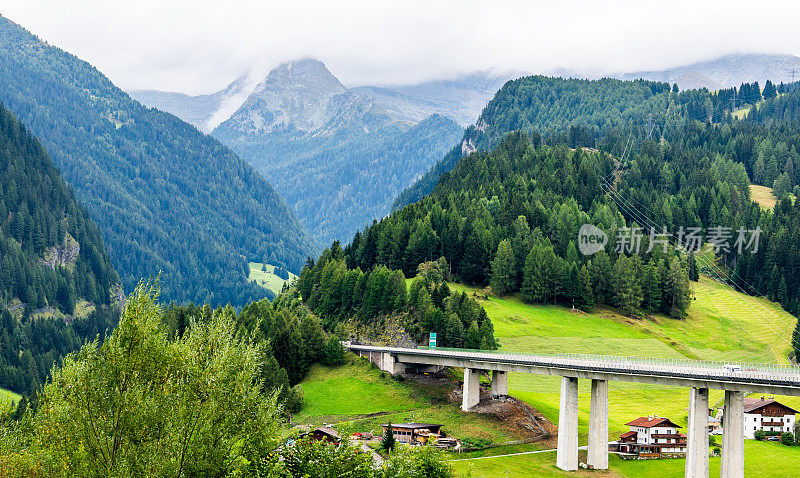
(3, 0, 799, 94)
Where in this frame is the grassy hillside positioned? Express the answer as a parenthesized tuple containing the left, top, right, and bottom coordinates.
(0, 387, 21, 406)
(248, 262, 297, 297)
(295, 360, 538, 448)
(298, 275, 800, 476)
(447, 275, 800, 476)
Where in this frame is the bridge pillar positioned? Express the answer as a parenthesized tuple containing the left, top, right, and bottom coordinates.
(556, 376, 579, 471)
(588, 379, 609, 470)
(461, 368, 481, 411)
(491, 370, 508, 397)
(380, 352, 403, 375)
(686, 387, 710, 478)
(721, 390, 744, 478)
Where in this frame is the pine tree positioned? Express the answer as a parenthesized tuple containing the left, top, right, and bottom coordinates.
(687, 253, 699, 282)
(490, 239, 516, 296)
(763, 80, 778, 100)
(665, 257, 692, 318)
(464, 321, 481, 349)
(576, 264, 594, 311)
(381, 423, 396, 452)
(479, 317, 498, 350)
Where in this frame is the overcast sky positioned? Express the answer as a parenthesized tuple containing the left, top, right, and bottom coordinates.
(3, 0, 800, 95)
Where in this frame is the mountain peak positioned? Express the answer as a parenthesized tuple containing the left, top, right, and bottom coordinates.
(218, 58, 367, 135)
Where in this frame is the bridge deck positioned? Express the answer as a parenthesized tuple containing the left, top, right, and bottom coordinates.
(347, 344, 800, 396)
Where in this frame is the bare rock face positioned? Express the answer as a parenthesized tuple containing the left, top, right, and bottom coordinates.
(216, 58, 383, 139)
(42, 233, 79, 269)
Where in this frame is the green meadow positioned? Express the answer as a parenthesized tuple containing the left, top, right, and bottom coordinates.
(247, 262, 297, 296)
(298, 275, 800, 476)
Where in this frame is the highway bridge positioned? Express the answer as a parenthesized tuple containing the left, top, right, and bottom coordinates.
(347, 343, 800, 478)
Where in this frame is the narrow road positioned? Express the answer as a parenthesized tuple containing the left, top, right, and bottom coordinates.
(362, 442, 383, 464)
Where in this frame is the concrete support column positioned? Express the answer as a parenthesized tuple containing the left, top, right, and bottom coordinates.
(491, 370, 508, 397)
(686, 387, 710, 478)
(461, 368, 481, 411)
(556, 376, 579, 471)
(721, 390, 745, 478)
(588, 379, 609, 470)
(380, 352, 403, 375)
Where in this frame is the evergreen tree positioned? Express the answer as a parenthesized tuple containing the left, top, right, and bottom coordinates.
(665, 257, 692, 318)
(687, 253, 700, 282)
(381, 423, 397, 452)
(576, 264, 595, 311)
(763, 80, 778, 100)
(464, 321, 481, 349)
(490, 239, 516, 296)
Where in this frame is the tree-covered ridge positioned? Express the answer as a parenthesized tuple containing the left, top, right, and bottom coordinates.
(393, 75, 779, 210)
(0, 103, 118, 313)
(0, 15, 315, 306)
(393, 76, 675, 208)
(0, 103, 122, 395)
(352, 132, 773, 319)
(297, 249, 498, 350)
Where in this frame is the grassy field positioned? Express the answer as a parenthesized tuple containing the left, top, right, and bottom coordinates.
(295, 360, 530, 446)
(295, 362, 426, 421)
(749, 184, 778, 210)
(446, 275, 800, 475)
(299, 274, 800, 476)
(0, 387, 21, 407)
(452, 440, 798, 478)
(248, 262, 297, 296)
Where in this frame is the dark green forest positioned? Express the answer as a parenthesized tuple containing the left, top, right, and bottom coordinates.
(0, 104, 118, 313)
(0, 104, 121, 394)
(297, 251, 498, 349)
(0, 15, 315, 306)
(394, 75, 784, 209)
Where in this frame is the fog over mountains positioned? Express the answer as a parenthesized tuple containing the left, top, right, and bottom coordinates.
(131, 63, 516, 131)
(208, 59, 464, 245)
(128, 52, 800, 246)
(621, 53, 800, 91)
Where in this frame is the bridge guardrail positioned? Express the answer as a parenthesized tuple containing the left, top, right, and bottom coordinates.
(348, 344, 800, 388)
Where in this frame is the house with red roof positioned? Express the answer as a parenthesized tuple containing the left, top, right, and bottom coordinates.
(617, 416, 687, 458)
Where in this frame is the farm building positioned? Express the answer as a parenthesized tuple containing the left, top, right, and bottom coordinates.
(381, 423, 444, 445)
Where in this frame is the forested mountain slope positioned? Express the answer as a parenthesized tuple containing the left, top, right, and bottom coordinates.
(393, 76, 674, 208)
(212, 59, 463, 245)
(394, 75, 781, 209)
(0, 15, 315, 306)
(0, 104, 120, 394)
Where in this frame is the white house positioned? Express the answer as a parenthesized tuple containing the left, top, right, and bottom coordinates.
(735, 398, 798, 439)
(618, 416, 687, 457)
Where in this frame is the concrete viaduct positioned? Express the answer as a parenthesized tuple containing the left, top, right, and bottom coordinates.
(347, 344, 800, 478)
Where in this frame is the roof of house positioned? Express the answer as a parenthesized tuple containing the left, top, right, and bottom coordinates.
(625, 417, 682, 428)
(742, 398, 799, 415)
(620, 431, 637, 439)
(314, 427, 340, 438)
(381, 423, 443, 430)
